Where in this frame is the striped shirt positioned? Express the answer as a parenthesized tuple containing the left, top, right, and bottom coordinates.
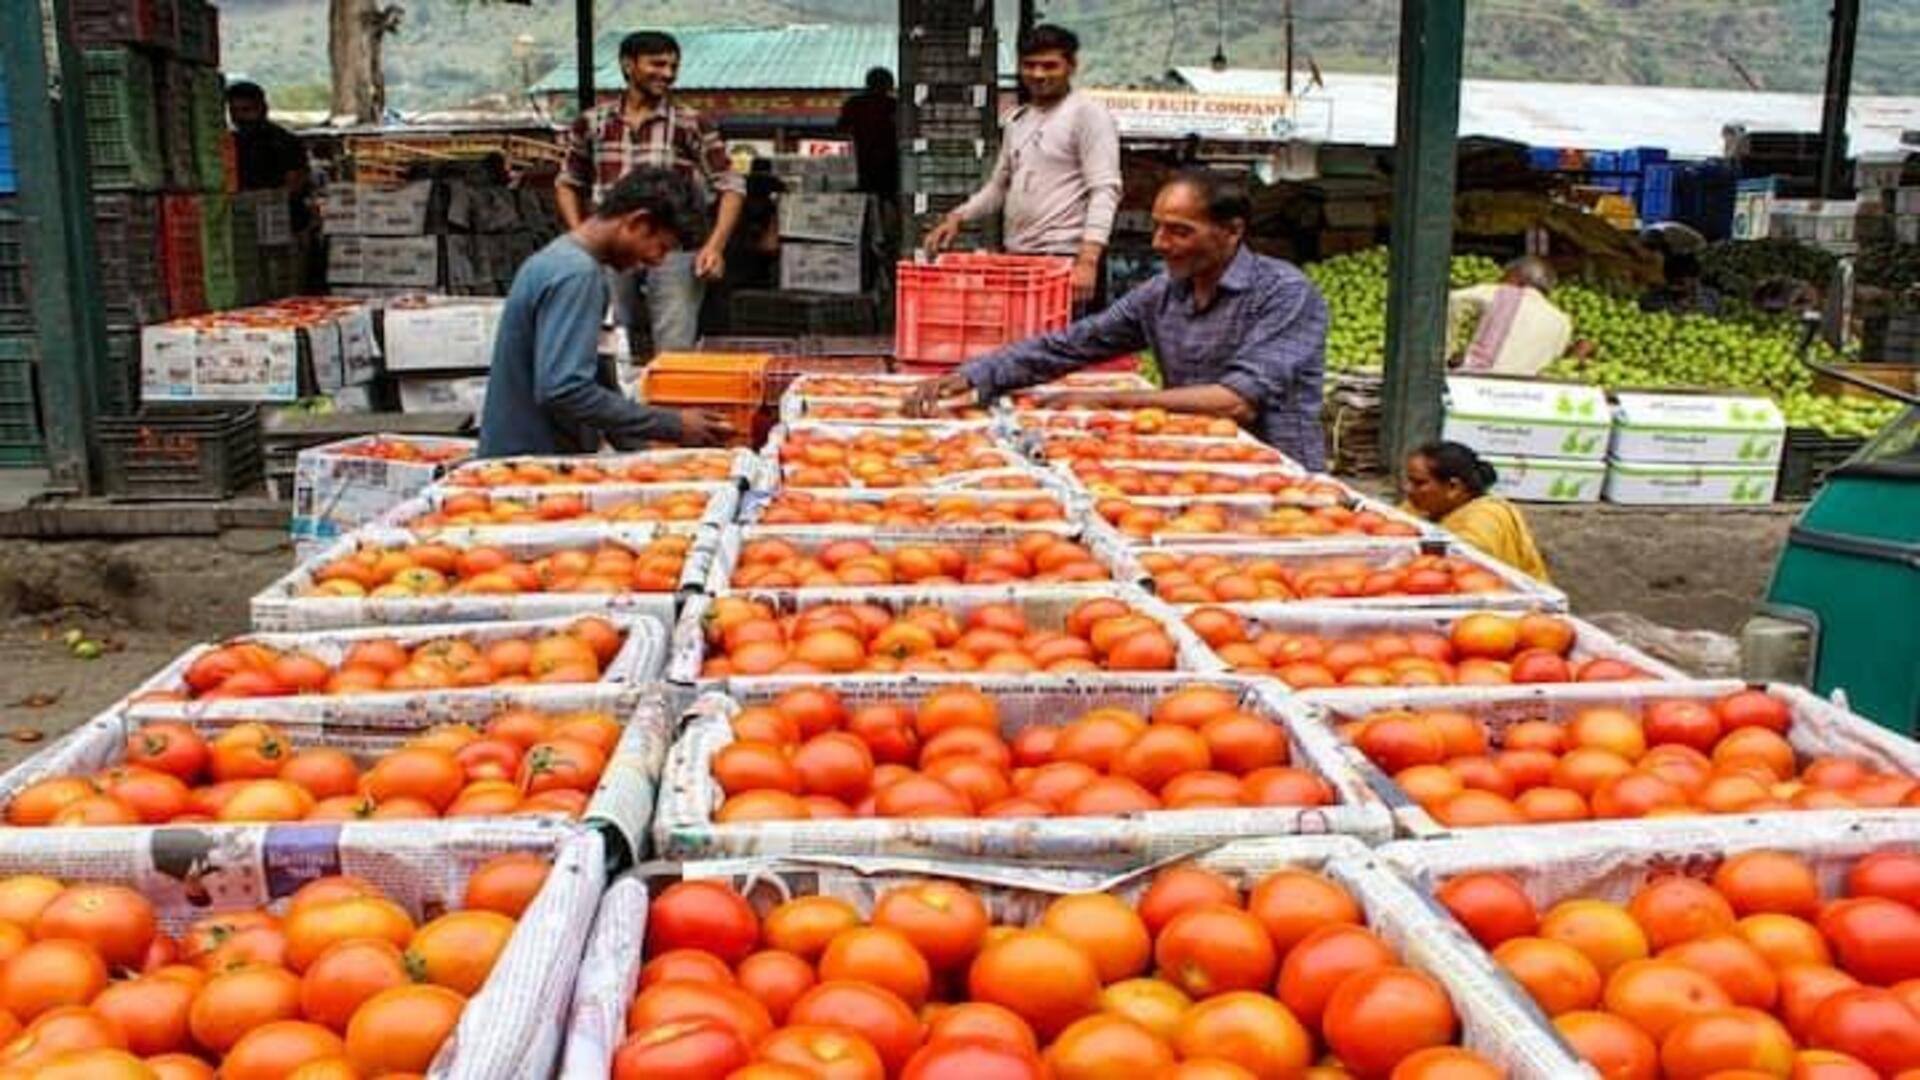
(559, 98, 745, 207)
(961, 246, 1329, 470)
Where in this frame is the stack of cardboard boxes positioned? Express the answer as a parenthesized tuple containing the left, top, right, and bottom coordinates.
(1604, 392, 1785, 506)
(1441, 376, 1611, 504)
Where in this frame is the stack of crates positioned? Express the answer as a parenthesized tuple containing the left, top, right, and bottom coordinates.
(638, 352, 770, 448)
(899, 0, 1000, 251)
(0, 64, 16, 196)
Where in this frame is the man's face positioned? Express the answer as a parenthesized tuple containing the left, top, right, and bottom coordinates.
(228, 97, 266, 130)
(1151, 182, 1240, 281)
(1020, 51, 1074, 102)
(611, 213, 678, 271)
(624, 51, 679, 99)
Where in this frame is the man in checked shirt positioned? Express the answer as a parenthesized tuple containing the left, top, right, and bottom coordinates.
(556, 30, 746, 355)
(907, 170, 1331, 471)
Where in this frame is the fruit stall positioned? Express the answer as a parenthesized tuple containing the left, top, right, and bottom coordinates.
(0, 344, 1915, 1079)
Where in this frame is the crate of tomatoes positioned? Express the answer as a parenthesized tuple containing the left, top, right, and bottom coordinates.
(1086, 491, 1432, 545)
(1299, 680, 1920, 837)
(704, 525, 1139, 596)
(252, 525, 714, 633)
(1382, 815, 1920, 1078)
(651, 675, 1389, 861)
(0, 822, 602, 1078)
(736, 488, 1080, 533)
(438, 448, 758, 490)
(0, 684, 673, 866)
(123, 615, 668, 717)
(761, 422, 1028, 491)
(670, 588, 1222, 685)
(379, 483, 740, 535)
(558, 837, 1585, 1079)
(289, 434, 474, 547)
(1134, 538, 1566, 612)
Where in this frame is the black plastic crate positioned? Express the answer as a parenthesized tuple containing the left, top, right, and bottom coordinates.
(1777, 427, 1868, 501)
(98, 328, 141, 418)
(98, 406, 263, 501)
(908, 82, 994, 110)
(0, 336, 44, 467)
(0, 200, 23, 328)
(901, 100, 997, 141)
(83, 48, 166, 191)
(902, 0, 993, 32)
(176, 0, 219, 65)
(903, 150, 991, 196)
(0, 195, 169, 330)
(730, 289, 880, 337)
(71, 0, 178, 51)
(902, 29, 998, 86)
(156, 57, 197, 190)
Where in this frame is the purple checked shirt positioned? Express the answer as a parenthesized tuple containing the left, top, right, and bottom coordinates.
(959, 246, 1329, 470)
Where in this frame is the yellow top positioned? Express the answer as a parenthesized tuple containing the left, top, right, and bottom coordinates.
(1435, 495, 1553, 583)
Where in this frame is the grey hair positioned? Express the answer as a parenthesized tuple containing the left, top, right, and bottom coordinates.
(1504, 256, 1556, 294)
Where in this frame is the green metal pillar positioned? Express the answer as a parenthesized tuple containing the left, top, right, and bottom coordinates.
(2, 0, 104, 493)
(1817, 0, 1859, 198)
(575, 0, 595, 114)
(1380, 0, 1465, 479)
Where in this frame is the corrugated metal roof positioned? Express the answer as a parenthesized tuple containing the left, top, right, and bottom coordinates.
(1173, 66, 1920, 157)
(533, 24, 1015, 94)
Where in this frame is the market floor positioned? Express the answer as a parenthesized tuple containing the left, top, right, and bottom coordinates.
(0, 621, 200, 770)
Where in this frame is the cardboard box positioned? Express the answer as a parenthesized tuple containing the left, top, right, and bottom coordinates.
(778, 193, 872, 245)
(1604, 459, 1779, 506)
(1442, 376, 1612, 460)
(1896, 189, 1920, 215)
(398, 374, 490, 415)
(352, 181, 435, 236)
(139, 303, 380, 403)
(1484, 454, 1606, 504)
(290, 434, 474, 542)
(1610, 391, 1784, 465)
(325, 235, 365, 286)
(780, 242, 864, 295)
(383, 297, 505, 372)
(359, 236, 442, 287)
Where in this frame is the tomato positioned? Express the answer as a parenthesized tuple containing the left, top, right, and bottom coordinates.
(758, 1024, 887, 1080)
(518, 739, 609, 796)
(32, 883, 156, 969)
(1847, 852, 1920, 909)
(364, 748, 465, 811)
(923, 1002, 1039, 1055)
(125, 722, 210, 782)
(610, 1019, 752, 1080)
(223, 1020, 349, 1080)
(344, 983, 467, 1076)
(647, 881, 760, 965)
(763, 896, 862, 963)
(1155, 905, 1277, 998)
(787, 980, 926, 1075)
(1171, 991, 1314, 1079)
(967, 930, 1101, 1040)
(1658, 1007, 1795, 1079)
(1807, 987, 1920, 1074)
(1247, 869, 1361, 955)
(407, 910, 515, 996)
(1138, 866, 1241, 936)
(820, 926, 932, 1008)
(284, 896, 415, 972)
(209, 723, 290, 781)
(736, 950, 816, 1024)
(1277, 924, 1397, 1029)
(1046, 1014, 1175, 1079)
(462, 852, 550, 918)
(1040, 893, 1151, 985)
(1554, 1010, 1659, 1080)
(90, 976, 194, 1056)
(0, 939, 108, 1020)
(1435, 872, 1539, 949)
(1821, 897, 1920, 985)
(1321, 967, 1459, 1079)
(300, 939, 413, 1033)
(188, 966, 303, 1053)
(901, 1038, 1047, 1080)
(627, 982, 774, 1051)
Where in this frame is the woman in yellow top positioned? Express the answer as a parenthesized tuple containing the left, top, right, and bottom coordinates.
(1402, 441, 1552, 583)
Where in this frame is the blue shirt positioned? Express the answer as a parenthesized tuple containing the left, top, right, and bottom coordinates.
(960, 246, 1329, 470)
(478, 236, 683, 457)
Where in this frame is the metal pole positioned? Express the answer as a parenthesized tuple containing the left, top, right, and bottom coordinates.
(1818, 0, 1859, 198)
(1285, 0, 1295, 96)
(575, 0, 595, 115)
(1, 0, 103, 493)
(1380, 0, 1466, 478)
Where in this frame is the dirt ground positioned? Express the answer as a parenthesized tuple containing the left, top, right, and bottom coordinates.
(0, 503, 1799, 769)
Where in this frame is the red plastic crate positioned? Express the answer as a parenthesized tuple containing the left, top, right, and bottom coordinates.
(895, 252, 1073, 366)
(159, 194, 207, 318)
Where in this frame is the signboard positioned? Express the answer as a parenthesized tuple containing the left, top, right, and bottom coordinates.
(1088, 90, 1298, 142)
(797, 139, 852, 157)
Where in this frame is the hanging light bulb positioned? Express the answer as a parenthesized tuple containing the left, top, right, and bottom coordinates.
(1210, 0, 1229, 70)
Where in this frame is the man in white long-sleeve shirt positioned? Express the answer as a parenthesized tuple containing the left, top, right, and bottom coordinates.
(924, 24, 1123, 306)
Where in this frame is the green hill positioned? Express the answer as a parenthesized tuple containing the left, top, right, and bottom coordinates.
(219, 0, 1920, 115)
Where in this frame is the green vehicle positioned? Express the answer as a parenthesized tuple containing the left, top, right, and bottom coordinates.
(1741, 314, 1920, 736)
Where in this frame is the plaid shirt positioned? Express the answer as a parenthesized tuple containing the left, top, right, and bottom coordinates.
(962, 247, 1329, 470)
(559, 97, 745, 206)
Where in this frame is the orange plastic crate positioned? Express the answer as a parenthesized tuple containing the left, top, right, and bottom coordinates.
(895, 253, 1073, 366)
(641, 352, 770, 405)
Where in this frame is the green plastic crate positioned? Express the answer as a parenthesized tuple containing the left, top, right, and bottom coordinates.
(98, 329, 141, 417)
(187, 65, 228, 193)
(83, 48, 165, 192)
(0, 337, 44, 466)
(201, 192, 237, 311)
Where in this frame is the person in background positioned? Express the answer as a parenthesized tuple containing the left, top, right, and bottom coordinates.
(1447, 256, 1589, 376)
(1640, 252, 1723, 316)
(480, 168, 735, 457)
(906, 170, 1329, 470)
(838, 67, 900, 200)
(226, 81, 316, 284)
(1401, 441, 1551, 582)
(556, 30, 745, 355)
(923, 24, 1122, 307)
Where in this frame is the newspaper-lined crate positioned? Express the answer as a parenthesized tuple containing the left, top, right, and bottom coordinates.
(736, 486, 1082, 532)
(0, 685, 672, 869)
(290, 433, 475, 547)
(653, 676, 1390, 862)
(124, 615, 670, 719)
(1029, 429, 1295, 468)
(759, 421, 1031, 490)
(1085, 490, 1436, 547)
(254, 524, 719, 633)
(559, 837, 1586, 1079)
(1053, 459, 1333, 499)
(1132, 538, 1567, 612)
(379, 483, 741, 538)
(702, 523, 1143, 596)
(1191, 605, 1689, 687)
(670, 584, 1222, 685)
(0, 824, 602, 1080)
(764, 353, 894, 406)
(776, 372, 995, 424)
(438, 448, 757, 490)
(1301, 679, 1920, 839)
(1381, 813, 1920, 1078)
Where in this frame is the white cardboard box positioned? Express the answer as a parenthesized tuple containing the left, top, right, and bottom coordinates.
(359, 236, 442, 287)
(778, 193, 871, 245)
(780, 242, 864, 295)
(1610, 391, 1785, 466)
(1483, 454, 1606, 504)
(384, 297, 505, 372)
(398, 375, 490, 415)
(1604, 459, 1779, 506)
(1442, 376, 1612, 460)
(321, 181, 435, 237)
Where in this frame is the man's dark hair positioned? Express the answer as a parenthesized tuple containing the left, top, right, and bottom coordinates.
(1019, 23, 1079, 60)
(620, 31, 681, 60)
(1168, 169, 1251, 228)
(865, 67, 894, 92)
(593, 166, 706, 246)
(224, 80, 267, 105)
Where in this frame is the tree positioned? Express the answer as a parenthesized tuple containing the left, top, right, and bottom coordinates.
(330, 0, 404, 123)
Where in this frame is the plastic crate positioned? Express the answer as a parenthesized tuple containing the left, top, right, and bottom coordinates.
(177, 0, 220, 65)
(1777, 426, 1867, 500)
(160, 193, 207, 317)
(1619, 146, 1668, 173)
(82, 48, 165, 191)
(97, 406, 263, 500)
(228, 191, 267, 307)
(99, 327, 140, 417)
(155, 58, 197, 191)
(1525, 146, 1562, 171)
(0, 194, 170, 329)
(900, 100, 996, 141)
(71, 0, 178, 50)
(901, 29, 998, 85)
(895, 252, 1073, 365)
(0, 67, 15, 196)
(0, 200, 21, 327)
(902, 146, 991, 196)
(728, 288, 880, 336)
(901, 0, 993, 31)
(1639, 162, 1678, 222)
(640, 351, 770, 406)
(186, 65, 227, 192)
(0, 336, 44, 466)
(200, 191, 237, 311)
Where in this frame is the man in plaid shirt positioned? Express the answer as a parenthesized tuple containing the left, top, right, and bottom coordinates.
(557, 30, 745, 353)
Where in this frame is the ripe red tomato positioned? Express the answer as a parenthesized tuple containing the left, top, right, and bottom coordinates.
(646, 881, 760, 965)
